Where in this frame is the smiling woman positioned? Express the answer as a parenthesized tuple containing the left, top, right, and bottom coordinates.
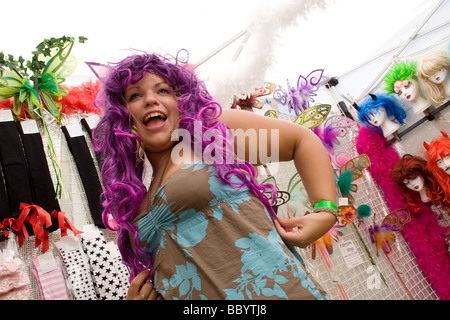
(125, 73, 180, 155)
(92, 51, 337, 300)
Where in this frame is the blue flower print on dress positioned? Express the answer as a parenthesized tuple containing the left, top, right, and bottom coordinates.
(206, 166, 251, 219)
(173, 208, 209, 248)
(158, 262, 202, 299)
(224, 228, 324, 300)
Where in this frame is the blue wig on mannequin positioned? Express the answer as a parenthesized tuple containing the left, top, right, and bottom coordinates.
(357, 94, 406, 135)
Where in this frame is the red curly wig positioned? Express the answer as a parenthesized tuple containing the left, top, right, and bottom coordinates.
(423, 131, 450, 208)
(391, 154, 445, 209)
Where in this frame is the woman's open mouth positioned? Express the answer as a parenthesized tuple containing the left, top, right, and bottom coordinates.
(144, 112, 167, 129)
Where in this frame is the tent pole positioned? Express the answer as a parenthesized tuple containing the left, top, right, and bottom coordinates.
(357, 0, 446, 100)
(231, 31, 251, 62)
(193, 29, 248, 69)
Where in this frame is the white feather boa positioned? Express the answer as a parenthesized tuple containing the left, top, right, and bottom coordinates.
(206, 0, 328, 107)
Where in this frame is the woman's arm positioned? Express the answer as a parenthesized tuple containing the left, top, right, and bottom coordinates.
(219, 108, 337, 246)
(219, 108, 336, 205)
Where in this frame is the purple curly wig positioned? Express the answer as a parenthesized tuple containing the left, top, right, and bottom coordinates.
(92, 52, 277, 281)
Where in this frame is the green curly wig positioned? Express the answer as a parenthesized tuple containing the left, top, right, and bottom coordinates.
(383, 60, 418, 94)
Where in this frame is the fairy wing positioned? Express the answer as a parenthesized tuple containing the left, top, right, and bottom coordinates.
(285, 173, 310, 216)
(273, 84, 289, 106)
(337, 154, 371, 205)
(296, 69, 328, 104)
(322, 115, 355, 139)
(382, 208, 411, 232)
(297, 69, 328, 93)
(0, 68, 26, 100)
(261, 175, 290, 209)
(293, 104, 331, 129)
(0, 68, 41, 117)
(42, 40, 75, 78)
(253, 82, 276, 99)
(370, 208, 410, 255)
(339, 153, 371, 182)
(39, 40, 77, 121)
(315, 115, 355, 152)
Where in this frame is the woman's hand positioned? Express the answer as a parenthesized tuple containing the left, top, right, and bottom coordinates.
(126, 269, 162, 300)
(273, 212, 336, 248)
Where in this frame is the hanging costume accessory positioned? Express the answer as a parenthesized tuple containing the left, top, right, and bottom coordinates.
(0, 36, 87, 198)
(313, 200, 338, 221)
(79, 226, 129, 300)
(54, 235, 98, 300)
(61, 124, 104, 228)
(273, 69, 329, 116)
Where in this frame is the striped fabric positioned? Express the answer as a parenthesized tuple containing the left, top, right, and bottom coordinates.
(32, 256, 69, 300)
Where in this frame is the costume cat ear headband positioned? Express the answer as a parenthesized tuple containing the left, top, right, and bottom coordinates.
(85, 62, 108, 82)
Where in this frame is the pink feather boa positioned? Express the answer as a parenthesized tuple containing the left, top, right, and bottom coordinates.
(355, 126, 450, 300)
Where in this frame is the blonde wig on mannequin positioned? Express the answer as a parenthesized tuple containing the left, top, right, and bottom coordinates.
(417, 50, 450, 105)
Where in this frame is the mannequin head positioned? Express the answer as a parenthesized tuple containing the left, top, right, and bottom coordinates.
(357, 94, 406, 135)
(417, 50, 450, 105)
(423, 131, 450, 206)
(384, 60, 421, 102)
(391, 154, 435, 202)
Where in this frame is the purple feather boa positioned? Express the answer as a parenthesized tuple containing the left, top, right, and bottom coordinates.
(355, 126, 450, 300)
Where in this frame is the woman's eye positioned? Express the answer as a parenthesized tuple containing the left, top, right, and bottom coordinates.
(396, 90, 402, 96)
(158, 88, 171, 94)
(128, 93, 140, 101)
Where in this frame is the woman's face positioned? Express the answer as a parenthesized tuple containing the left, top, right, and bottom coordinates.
(124, 72, 181, 154)
(367, 107, 387, 127)
(394, 79, 418, 102)
(403, 175, 425, 192)
(429, 68, 448, 84)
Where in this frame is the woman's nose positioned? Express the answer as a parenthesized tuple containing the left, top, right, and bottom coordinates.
(144, 91, 158, 106)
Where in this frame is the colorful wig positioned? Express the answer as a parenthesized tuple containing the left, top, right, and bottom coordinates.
(384, 60, 418, 94)
(423, 131, 450, 208)
(92, 52, 276, 281)
(390, 154, 441, 209)
(357, 94, 406, 135)
(417, 50, 450, 105)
